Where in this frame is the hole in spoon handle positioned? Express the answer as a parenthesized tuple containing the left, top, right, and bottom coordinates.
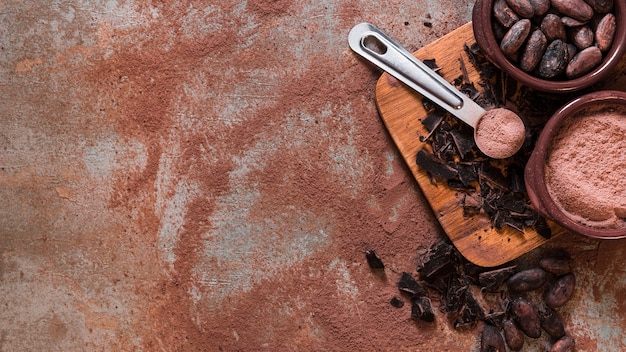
(348, 22, 484, 128)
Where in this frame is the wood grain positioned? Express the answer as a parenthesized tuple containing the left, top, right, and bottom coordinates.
(374, 23, 567, 267)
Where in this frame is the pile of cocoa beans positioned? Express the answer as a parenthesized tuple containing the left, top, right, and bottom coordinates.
(481, 256, 576, 352)
(492, 0, 617, 79)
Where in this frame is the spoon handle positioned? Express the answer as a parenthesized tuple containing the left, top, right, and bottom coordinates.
(348, 22, 484, 128)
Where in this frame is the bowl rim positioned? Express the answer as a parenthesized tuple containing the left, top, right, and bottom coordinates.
(472, 0, 626, 93)
(524, 90, 626, 239)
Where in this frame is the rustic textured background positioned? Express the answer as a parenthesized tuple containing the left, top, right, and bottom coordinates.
(2, 1, 626, 351)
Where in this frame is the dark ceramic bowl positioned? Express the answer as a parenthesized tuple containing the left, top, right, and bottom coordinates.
(472, 0, 626, 93)
(525, 90, 626, 239)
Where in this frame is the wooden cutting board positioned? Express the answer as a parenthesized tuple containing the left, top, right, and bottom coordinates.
(374, 23, 567, 267)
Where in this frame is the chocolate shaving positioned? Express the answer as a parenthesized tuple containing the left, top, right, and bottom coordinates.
(415, 150, 458, 180)
(414, 48, 570, 235)
(365, 249, 385, 269)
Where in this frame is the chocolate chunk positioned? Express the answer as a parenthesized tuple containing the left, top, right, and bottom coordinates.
(423, 58, 441, 72)
(445, 275, 470, 313)
(415, 149, 458, 180)
(418, 241, 457, 279)
(421, 111, 445, 132)
(411, 296, 435, 322)
(535, 216, 552, 239)
(398, 272, 427, 297)
(479, 265, 517, 292)
(390, 296, 404, 308)
(455, 162, 479, 186)
(450, 130, 476, 158)
(455, 289, 485, 328)
(365, 249, 385, 269)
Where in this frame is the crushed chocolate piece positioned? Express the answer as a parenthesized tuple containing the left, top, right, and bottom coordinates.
(365, 249, 385, 269)
(416, 46, 575, 235)
(418, 241, 457, 280)
(455, 290, 485, 328)
(445, 275, 471, 313)
(479, 265, 517, 292)
(423, 58, 440, 72)
(390, 296, 405, 308)
(415, 150, 458, 181)
(398, 272, 428, 297)
(411, 296, 435, 322)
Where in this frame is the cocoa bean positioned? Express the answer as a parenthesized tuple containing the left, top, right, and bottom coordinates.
(550, 336, 575, 352)
(510, 297, 542, 338)
(566, 46, 602, 78)
(565, 43, 578, 62)
(493, 21, 509, 41)
(544, 273, 576, 308)
(551, 0, 594, 22)
(529, 0, 550, 16)
(502, 318, 525, 351)
(494, 0, 521, 27)
(539, 305, 566, 338)
(539, 257, 571, 275)
(585, 0, 614, 13)
(541, 14, 567, 42)
(481, 324, 507, 352)
(506, 267, 547, 292)
(505, 0, 535, 18)
(501, 19, 532, 56)
(571, 25, 595, 49)
(521, 29, 548, 72)
(561, 16, 587, 27)
(596, 13, 616, 52)
(538, 40, 569, 78)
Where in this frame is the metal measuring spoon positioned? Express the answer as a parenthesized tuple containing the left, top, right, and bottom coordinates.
(348, 22, 525, 159)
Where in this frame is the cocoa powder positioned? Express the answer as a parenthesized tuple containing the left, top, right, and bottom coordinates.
(545, 110, 626, 228)
(475, 108, 526, 159)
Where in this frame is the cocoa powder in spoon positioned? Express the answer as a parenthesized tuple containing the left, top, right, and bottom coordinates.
(545, 110, 626, 228)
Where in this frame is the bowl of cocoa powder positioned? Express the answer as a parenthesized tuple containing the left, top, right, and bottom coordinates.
(525, 90, 626, 239)
(472, 0, 626, 93)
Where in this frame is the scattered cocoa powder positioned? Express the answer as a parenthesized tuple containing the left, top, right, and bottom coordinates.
(545, 110, 626, 228)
